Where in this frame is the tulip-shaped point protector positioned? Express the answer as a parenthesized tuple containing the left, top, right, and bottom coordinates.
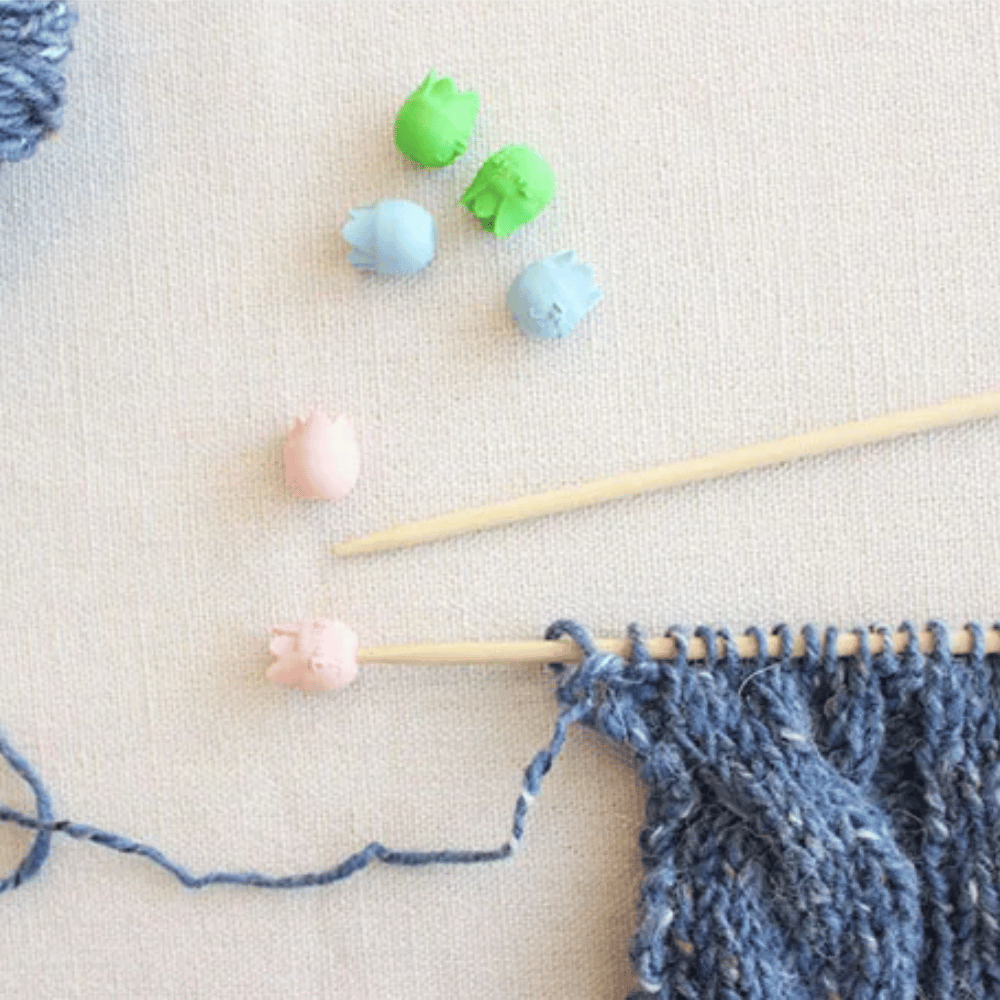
(283, 409, 360, 499)
(459, 145, 554, 238)
(342, 199, 436, 275)
(267, 620, 360, 691)
(394, 69, 479, 168)
(507, 251, 602, 339)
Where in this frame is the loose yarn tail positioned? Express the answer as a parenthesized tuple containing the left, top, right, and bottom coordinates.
(0, 674, 589, 893)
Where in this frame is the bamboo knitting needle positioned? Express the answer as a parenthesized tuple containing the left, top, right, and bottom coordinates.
(335, 392, 1000, 557)
(267, 622, 1000, 690)
(356, 625, 1000, 666)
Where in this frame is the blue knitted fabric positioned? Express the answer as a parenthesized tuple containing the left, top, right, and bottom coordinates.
(544, 619, 1000, 1000)
(3, 617, 1000, 1000)
(0, 1, 74, 163)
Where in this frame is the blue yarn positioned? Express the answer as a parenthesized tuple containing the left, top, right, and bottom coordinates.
(0, 685, 588, 892)
(3, 617, 1000, 1000)
(0, 1, 74, 163)
(542, 618, 1000, 999)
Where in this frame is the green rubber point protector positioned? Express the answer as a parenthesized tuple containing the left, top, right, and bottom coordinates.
(394, 69, 479, 168)
(459, 145, 555, 238)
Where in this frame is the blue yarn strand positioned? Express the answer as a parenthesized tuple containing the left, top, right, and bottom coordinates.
(0, 731, 51, 892)
(0, 707, 568, 892)
(0, 666, 598, 892)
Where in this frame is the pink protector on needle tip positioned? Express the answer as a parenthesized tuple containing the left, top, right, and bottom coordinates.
(267, 620, 360, 691)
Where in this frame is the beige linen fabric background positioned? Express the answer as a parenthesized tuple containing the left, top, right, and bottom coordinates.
(3, 1, 1000, 997)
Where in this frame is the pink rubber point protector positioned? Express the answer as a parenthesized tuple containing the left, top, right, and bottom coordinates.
(283, 409, 360, 499)
(266, 620, 360, 691)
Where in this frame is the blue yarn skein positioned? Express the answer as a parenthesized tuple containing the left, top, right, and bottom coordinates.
(0, 1, 75, 163)
(3, 617, 1000, 1000)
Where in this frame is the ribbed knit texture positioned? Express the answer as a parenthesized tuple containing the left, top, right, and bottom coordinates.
(545, 620, 1000, 1000)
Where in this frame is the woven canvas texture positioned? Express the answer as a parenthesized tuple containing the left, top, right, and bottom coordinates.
(2, 2, 1000, 997)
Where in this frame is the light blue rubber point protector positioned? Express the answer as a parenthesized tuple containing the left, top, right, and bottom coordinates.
(507, 250, 602, 339)
(342, 199, 436, 275)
